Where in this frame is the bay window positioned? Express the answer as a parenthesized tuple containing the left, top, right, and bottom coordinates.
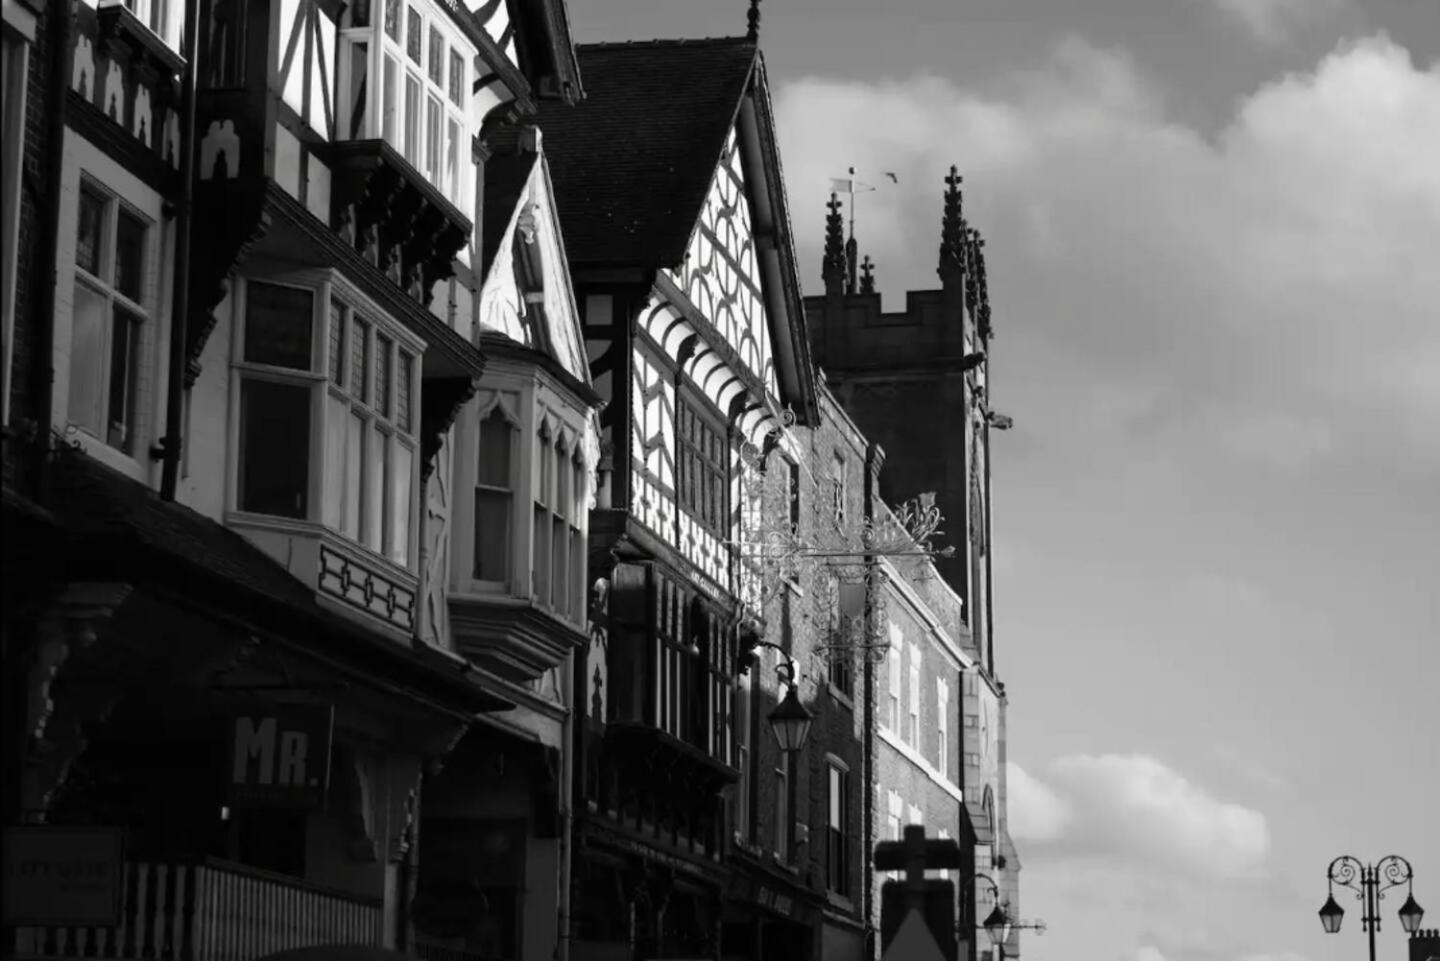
(68, 181, 152, 456)
(340, 0, 468, 205)
(235, 273, 421, 568)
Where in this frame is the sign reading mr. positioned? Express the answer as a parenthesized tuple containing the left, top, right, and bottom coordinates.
(224, 704, 334, 809)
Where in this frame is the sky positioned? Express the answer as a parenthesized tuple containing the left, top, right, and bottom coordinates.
(572, 3, 1440, 961)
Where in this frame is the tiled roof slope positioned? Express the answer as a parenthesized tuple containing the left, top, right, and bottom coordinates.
(534, 37, 758, 267)
(38, 450, 510, 713)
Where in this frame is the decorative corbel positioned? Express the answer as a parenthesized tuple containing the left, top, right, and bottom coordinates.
(387, 755, 425, 862)
(22, 582, 135, 819)
(419, 375, 480, 481)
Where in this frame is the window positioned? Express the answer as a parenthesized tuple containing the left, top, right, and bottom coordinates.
(886, 645, 902, 733)
(784, 456, 800, 532)
(68, 182, 151, 456)
(829, 452, 846, 526)
(676, 395, 728, 535)
(358, 0, 467, 205)
(886, 791, 903, 879)
(907, 643, 921, 746)
(826, 764, 849, 895)
(528, 417, 585, 621)
(1, 23, 30, 425)
(828, 647, 853, 698)
(937, 678, 950, 773)
(118, 0, 177, 48)
(935, 828, 953, 880)
(236, 275, 420, 567)
(473, 406, 515, 583)
(735, 668, 753, 843)
(774, 751, 789, 860)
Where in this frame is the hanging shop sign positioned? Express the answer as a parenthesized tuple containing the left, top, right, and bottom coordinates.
(1, 825, 124, 926)
(224, 703, 335, 809)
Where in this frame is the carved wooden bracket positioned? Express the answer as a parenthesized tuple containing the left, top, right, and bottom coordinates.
(419, 375, 480, 482)
(21, 582, 134, 820)
(388, 755, 425, 862)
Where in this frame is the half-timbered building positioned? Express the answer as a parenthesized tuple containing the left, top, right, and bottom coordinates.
(535, 33, 820, 961)
(3, 0, 592, 956)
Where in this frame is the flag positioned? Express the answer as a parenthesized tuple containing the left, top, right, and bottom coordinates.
(829, 178, 853, 193)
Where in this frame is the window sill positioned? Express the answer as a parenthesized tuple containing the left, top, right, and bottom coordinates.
(827, 683, 854, 709)
(64, 428, 150, 485)
(826, 891, 855, 912)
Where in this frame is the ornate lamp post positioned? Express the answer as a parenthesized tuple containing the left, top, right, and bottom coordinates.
(742, 638, 814, 861)
(957, 873, 1045, 958)
(1319, 856, 1425, 961)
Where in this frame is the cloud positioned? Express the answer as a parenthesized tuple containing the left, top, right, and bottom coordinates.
(775, 35, 1440, 471)
(1006, 755, 1271, 880)
(1208, 0, 1347, 44)
(1008, 762, 1070, 842)
(1133, 948, 1169, 961)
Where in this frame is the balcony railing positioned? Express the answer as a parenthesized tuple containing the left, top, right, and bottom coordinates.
(12, 858, 384, 961)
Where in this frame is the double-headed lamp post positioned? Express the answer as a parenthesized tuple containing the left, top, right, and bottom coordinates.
(1318, 856, 1425, 961)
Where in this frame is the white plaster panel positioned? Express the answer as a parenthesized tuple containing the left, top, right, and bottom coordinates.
(274, 124, 303, 199)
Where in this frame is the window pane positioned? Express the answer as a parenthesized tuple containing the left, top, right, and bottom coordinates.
(345, 410, 364, 536)
(551, 515, 565, 610)
(396, 350, 414, 432)
(554, 445, 569, 520)
(245, 281, 314, 370)
(478, 410, 511, 488)
(474, 489, 510, 581)
(323, 392, 347, 529)
(446, 118, 460, 200)
(239, 379, 311, 518)
(364, 424, 386, 549)
(348, 40, 369, 140)
(68, 284, 108, 435)
(328, 301, 345, 386)
(114, 209, 146, 302)
(76, 187, 105, 276)
(383, 0, 398, 40)
(425, 95, 441, 183)
(107, 307, 140, 453)
(448, 49, 463, 105)
(569, 526, 582, 621)
(382, 55, 397, 143)
(427, 26, 442, 85)
(405, 8, 421, 63)
(391, 441, 412, 565)
(532, 506, 548, 600)
(351, 317, 370, 400)
(404, 74, 421, 164)
(375, 333, 392, 416)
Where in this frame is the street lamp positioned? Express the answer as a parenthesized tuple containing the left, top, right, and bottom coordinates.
(1319, 856, 1425, 961)
(981, 904, 1011, 948)
(768, 683, 813, 752)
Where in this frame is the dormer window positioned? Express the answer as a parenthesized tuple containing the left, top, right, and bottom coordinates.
(233, 272, 423, 568)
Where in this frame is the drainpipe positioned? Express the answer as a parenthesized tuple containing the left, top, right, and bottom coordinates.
(862, 440, 885, 961)
(556, 650, 574, 961)
(29, 0, 76, 500)
(159, 0, 199, 500)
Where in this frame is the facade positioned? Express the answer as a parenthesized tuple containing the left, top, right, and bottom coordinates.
(3, 4, 1020, 961)
(534, 33, 820, 961)
(2, 1, 593, 960)
(805, 173, 1021, 959)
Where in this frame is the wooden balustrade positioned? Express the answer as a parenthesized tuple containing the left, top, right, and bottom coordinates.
(12, 858, 384, 961)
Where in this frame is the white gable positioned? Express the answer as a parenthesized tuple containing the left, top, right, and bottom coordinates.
(664, 125, 778, 400)
(477, 151, 589, 384)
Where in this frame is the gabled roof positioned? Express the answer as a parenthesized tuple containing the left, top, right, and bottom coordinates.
(534, 37, 759, 267)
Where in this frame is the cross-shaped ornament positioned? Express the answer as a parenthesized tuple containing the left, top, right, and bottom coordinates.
(874, 824, 963, 907)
